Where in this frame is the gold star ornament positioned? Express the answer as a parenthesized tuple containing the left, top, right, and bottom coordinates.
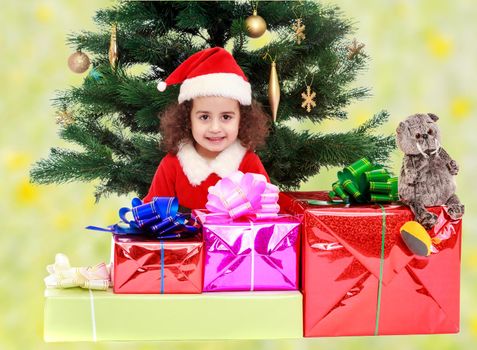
(347, 38, 365, 59)
(301, 85, 316, 113)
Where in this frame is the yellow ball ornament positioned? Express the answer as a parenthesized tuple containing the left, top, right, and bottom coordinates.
(400, 221, 432, 257)
(68, 51, 90, 74)
(245, 10, 267, 38)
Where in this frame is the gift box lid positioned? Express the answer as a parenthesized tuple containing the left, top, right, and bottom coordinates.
(113, 232, 203, 245)
(193, 209, 300, 255)
(193, 209, 300, 225)
(279, 191, 337, 214)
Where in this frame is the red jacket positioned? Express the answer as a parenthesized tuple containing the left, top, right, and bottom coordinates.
(143, 141, 269, 209)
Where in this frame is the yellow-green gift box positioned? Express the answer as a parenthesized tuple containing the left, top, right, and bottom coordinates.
(44, 288, 303, 341)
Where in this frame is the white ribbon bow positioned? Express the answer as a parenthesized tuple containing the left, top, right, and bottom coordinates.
(44, 253, 111, 291)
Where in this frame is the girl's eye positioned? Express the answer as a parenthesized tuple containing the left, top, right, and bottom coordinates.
(199, 114, 209, 120)
(428, 129, 433, 135)
(222, 114, 232, 120)
(415, 133, 421, 139)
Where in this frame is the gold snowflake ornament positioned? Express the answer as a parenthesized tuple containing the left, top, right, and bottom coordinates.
(55, 109, 74, 126)
(292, 19, 306, 45)
(301, 86, 316, 113)
(347, 38, 365, 59)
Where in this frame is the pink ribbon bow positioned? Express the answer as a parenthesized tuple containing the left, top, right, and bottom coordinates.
(206, 171, 280, 220)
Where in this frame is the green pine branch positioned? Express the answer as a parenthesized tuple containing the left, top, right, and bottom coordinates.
(261, 111, 395, 189)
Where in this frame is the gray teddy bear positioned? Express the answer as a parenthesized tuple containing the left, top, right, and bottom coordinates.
(397, 113, 464, 229)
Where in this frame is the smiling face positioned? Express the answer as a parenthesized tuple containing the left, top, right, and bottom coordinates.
(190, 96, 241, 159)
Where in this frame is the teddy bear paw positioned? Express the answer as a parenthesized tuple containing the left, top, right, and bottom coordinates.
(420, 212, 438, 230)
(447, 204, 464, 220)
(448, 160, 459, 175)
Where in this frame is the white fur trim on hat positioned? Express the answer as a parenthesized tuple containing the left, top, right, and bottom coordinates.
(178, 73, 252, 105)
(176, 140, 247, 186)
(157, 81, 167, 92)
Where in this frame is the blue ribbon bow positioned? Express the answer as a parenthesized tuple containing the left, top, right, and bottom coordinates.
(86, 197, 198, 239)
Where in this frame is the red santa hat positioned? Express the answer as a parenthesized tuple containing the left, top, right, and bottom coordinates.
(157, 47, 252, 105)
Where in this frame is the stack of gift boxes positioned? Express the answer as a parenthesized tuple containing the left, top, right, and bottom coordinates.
(44, 168, 462, 342)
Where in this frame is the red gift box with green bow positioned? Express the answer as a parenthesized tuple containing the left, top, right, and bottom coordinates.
(279, 188, 461, 336)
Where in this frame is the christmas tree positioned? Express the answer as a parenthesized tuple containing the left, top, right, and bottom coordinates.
(30, 0, 395, 200)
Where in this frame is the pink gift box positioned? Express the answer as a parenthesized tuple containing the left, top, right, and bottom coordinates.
(194, 210, 301, 292)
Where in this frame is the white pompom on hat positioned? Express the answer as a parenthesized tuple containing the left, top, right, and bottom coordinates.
(156, 47, 252, 106)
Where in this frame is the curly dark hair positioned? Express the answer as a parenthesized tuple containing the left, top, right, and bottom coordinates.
(160, 99, 270, 154)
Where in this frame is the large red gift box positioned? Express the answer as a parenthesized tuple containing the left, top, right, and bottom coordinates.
(112, 234, 204, 294)
(279, 191, 462, 337)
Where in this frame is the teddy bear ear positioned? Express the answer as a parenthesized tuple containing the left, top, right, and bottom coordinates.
(396, 121, 406, 134)
(428, 113, 439, 122)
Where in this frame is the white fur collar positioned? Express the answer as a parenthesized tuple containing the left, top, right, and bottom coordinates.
(177, 140, 247, 186)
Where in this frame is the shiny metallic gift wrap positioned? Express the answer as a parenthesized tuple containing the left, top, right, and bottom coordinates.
(194, 210, 301, 292)
(112, 234, 204, 294)
(279, 191, 462, 337)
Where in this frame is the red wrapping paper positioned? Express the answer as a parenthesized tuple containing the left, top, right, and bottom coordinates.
(279, 191, 462, 337)
(112, 234, 204, 294)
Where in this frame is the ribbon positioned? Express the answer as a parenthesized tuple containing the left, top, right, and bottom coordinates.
(160, 241, 165, 293)
(205, 171, 280, 221)
(375, 204, 386, 336)
(249, 219, 256, 291)
(329, 158, 398, 204)
(44, 253, 110, 291)
(86, 197, 198, 238)
(89, 289, 97, 341)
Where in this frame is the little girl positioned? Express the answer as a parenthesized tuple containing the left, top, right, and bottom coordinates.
(143, 47, 271, 209)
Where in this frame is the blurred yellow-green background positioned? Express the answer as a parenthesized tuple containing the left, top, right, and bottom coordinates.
(1, 0, 476, 349)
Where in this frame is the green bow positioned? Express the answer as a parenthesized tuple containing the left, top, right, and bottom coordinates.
(329, 158, 398, 203)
